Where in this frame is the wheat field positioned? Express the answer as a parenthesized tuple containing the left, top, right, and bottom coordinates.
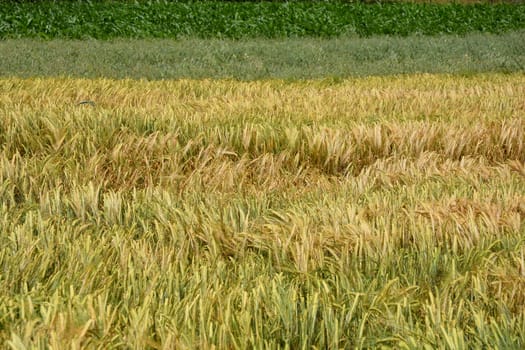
(1, 74, 525, 349)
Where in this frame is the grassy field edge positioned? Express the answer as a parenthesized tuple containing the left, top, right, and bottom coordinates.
(1, 31, 524, 80)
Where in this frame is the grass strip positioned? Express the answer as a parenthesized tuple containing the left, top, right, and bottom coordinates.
(1, 74, 525, 348)
(1, 1, 524, 39)
(1, 31, 524, 80)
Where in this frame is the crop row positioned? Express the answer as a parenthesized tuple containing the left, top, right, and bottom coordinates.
(1, 1, 524, 39)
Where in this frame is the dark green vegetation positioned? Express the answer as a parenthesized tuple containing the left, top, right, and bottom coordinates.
(1, 1, 524, 39)
(2, 31, 524, 80)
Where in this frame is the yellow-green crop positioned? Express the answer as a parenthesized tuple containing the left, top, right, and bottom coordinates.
(1, 74, 524, 348)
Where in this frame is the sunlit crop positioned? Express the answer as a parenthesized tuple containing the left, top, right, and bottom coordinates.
(1, 74, 524, 349)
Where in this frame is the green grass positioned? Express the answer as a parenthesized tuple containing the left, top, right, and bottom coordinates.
(1, 75, 525, 348)
(1, 1, 524, 39)
(1, 31, 524, 80)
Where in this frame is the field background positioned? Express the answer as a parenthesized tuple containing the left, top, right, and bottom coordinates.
(1, 1, 525, 349)
(2, 2, 524, 39)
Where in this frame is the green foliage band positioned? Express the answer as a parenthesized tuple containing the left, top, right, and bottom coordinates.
(2, 32, 524, 79)
(1, 1, 524, 39)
